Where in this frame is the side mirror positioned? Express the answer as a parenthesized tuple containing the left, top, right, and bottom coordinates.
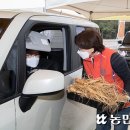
(19, 70, 64, 112)
(118, 40, 122, 44)
(22, 69, 64, 95)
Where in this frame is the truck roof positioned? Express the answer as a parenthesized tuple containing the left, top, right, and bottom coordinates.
(0, 11, 99, 28)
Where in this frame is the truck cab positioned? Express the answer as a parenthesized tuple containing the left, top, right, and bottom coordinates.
(0, 11, 99, 130)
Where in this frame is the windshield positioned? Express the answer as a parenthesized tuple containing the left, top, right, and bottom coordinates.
(0, 18, 12, 39)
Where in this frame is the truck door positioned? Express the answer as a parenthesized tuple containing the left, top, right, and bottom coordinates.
(13, 21, 70, 130)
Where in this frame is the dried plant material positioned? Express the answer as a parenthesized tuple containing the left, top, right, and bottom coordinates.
(67, 77, 129, 113)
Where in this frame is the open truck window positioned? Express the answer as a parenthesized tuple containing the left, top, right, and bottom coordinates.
(24, 22, 71, 76)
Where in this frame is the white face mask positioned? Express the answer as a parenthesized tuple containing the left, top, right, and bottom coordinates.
(26, 56, 40, 68)
(77, 50, 89, 59)
(77, 48, 94, 59)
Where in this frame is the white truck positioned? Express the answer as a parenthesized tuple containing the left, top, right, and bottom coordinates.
(0, 11, 99, 130)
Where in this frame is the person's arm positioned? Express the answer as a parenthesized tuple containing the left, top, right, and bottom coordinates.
(111, 52, 130, 93)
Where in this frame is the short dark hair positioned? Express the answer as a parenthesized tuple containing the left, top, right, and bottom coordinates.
(75, 28, 105, 52)
(26, 49, 39, 55)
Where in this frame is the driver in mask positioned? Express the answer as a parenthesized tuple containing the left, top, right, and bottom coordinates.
(26, 31, 59, 77)
(26, 49, 40, 76)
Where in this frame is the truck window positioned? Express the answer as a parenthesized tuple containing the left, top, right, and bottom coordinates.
(0, 18, 12, 39)
(41, 29, 67, 72)
(0, 42, 18, 101)
(25, 24, 71, 77)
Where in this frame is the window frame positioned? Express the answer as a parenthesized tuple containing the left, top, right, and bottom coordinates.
(16, 20, 72, 92)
